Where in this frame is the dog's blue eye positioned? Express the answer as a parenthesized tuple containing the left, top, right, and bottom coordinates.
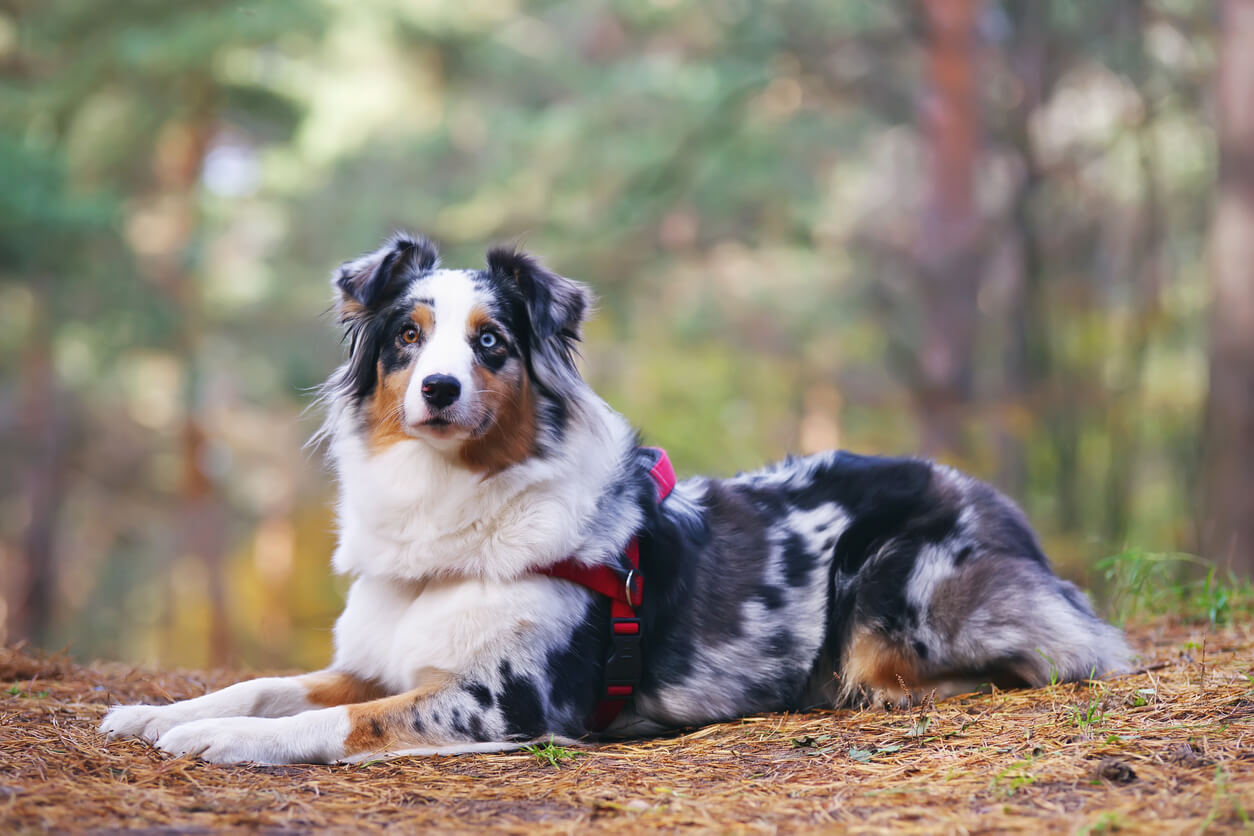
(479, 332, 498, 349)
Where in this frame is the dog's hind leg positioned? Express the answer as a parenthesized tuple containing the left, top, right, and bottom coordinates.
(99, 669, 387, 743)
(835, 542, 1131, 707)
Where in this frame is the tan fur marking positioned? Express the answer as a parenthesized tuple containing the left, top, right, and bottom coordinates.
(459, 309, 537, 474)
(841, 629, 923, 703)
(301, 671, 387, 708)
(365, 305, 432, 451)
(410, 305, 434, 332)
(367, 359, 415, 451)
(459, 365, 536, 475)
(467, 306, 494, 334)
(337, 297, 367, 323)
(343, 668, 454, 756)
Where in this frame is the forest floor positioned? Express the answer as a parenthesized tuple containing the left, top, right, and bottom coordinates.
(2, 617, 1251, 834)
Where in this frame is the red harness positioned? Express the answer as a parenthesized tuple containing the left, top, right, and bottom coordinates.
(537, 447, 676, 731)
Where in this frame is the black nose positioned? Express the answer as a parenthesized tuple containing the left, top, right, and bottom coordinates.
(421, 374, 461, 409)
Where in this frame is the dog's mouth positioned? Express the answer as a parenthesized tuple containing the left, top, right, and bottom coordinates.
(417, 416, 458, 438)
(405, 402, 485, 444)
(408, 412, 471, 443)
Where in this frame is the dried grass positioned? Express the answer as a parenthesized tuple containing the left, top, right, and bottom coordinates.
(2, 618, 1251, 834)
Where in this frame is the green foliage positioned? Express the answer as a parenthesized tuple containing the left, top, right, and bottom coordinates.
(6, 683, 49, 699)
(1077, 811, 1124, 836)
(794, 736, 905, 761)
(789, 734, 831, 757)
(523, 738, 581, 769)
(991, 755, 1039, 797)
(1035, 649, 1061, 687)
(1069, 674, 1111, 739)
(904, 715, 931, 738)
(847, 744, 900, 762)
(1098, 551, 1254, 627)
(1072, 694, 1107, 732)
(1202, 765, 1251, 830)
(0, 136, 115, 270)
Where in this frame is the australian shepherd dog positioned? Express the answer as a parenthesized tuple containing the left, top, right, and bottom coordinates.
(101, 234, 1130, 764)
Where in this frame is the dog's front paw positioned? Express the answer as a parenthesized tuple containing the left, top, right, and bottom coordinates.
(155, 715, 341, 765)
(99, 703, 186, 742)
(155, 717, 279, 764)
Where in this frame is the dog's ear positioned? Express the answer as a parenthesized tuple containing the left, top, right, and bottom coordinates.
(485, 246, 591, 344)
(333, 233, 439, 322)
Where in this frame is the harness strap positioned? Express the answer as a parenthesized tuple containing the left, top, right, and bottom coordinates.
(537, 447, 675, 732)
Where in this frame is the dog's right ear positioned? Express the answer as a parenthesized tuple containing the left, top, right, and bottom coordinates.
(333, 233, 439, 323)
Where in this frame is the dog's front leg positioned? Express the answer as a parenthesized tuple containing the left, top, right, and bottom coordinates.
(99, 670, 385, 743)
(153, 667, 512, 764)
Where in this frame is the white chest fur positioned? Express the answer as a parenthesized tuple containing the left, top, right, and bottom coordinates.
(327, 395, 636, 582)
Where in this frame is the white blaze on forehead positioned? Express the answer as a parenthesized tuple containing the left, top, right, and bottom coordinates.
(403, 269, 484, 418)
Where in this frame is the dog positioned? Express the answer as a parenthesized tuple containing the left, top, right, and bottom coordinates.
(100, 233, 1130, 764)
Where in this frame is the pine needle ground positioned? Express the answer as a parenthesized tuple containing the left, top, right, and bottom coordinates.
(2, 618, 1251, 834)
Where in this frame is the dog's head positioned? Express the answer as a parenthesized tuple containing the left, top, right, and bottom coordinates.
(328, 233, 590, 472)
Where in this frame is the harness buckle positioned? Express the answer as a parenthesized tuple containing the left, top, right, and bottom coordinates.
(604, 618, 642, 692)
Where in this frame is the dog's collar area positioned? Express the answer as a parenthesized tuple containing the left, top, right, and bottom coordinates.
(537, 446, 675, 732)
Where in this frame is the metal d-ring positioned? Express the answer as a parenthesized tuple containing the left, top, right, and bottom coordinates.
(624, 569, 637, 607)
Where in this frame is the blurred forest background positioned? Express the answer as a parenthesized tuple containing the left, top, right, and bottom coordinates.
(2, 0, 1252, 669)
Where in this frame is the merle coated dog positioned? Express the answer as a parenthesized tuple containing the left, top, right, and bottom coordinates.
(101, 234, 1130, 763)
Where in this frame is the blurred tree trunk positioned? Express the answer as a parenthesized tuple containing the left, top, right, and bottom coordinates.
(1202, 0, 1254, 576)
(176, 138, 232, 669)
(10, 287, 69, 645)
(151, 83, 232, 666)
(916, 0, 982, 459)
(1102, 0, 1162, 548)
(1000, 0, 1050, 500)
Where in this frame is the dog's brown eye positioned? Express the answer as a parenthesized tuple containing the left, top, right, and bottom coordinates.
(400, 326, 419, 345)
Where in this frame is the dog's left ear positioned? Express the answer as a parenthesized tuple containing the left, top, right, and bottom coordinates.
(486, 247, 591, 344)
